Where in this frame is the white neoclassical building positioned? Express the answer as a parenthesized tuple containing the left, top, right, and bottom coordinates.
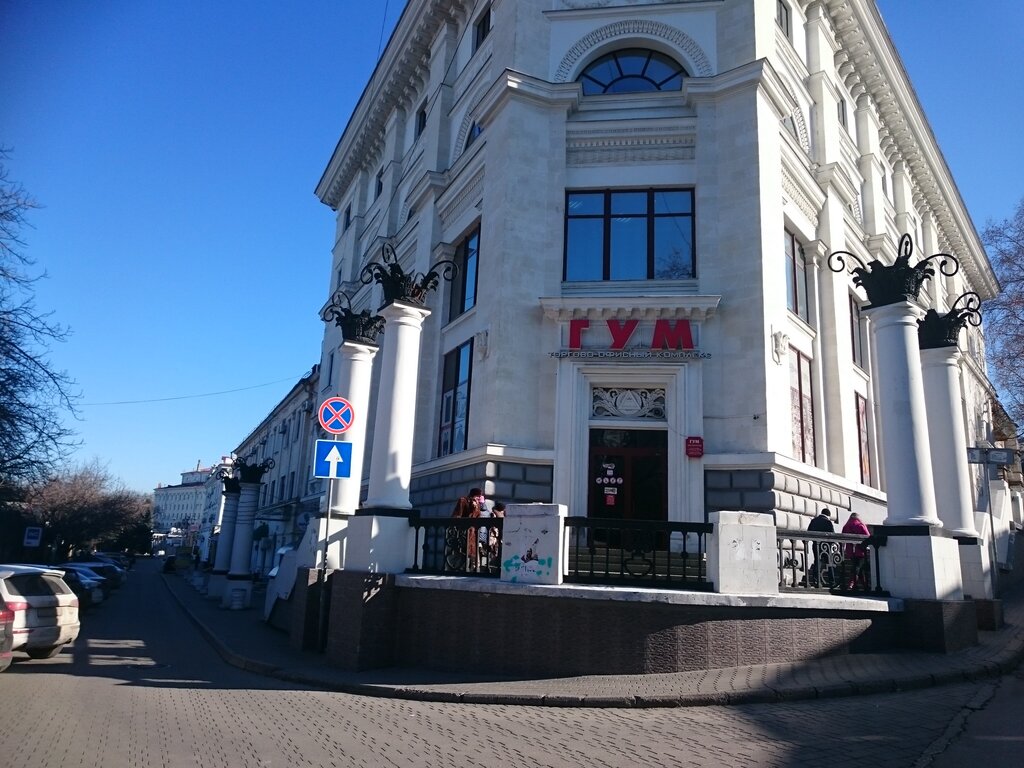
(312, 0, 1003, 548)
(152, 466, 213, 538)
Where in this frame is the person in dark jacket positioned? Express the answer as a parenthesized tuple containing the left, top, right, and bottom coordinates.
(806, 508, 836, 586)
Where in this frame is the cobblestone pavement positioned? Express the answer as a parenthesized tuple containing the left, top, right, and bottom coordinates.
(0, 563, 1009, 768)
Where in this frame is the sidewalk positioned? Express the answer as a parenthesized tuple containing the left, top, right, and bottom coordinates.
(162, 569, 1024, 708)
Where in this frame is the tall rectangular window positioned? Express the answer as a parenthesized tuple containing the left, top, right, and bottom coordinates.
(343, 204, 352, 231)
(375, 167, 384, 199)
(785, 229, 810, 323)
(790, 348, 815, 465)
(565, 189, 695, 281)
(325, 351, 334, 388)
(856, 393, 872, 486)
(448, 226, 480, 322)
(776, 0, 791, 39)
(473, 6, 491, 51)
(438, 339, 473, 457)
(415, 102, 427, 138)
(850, 295, 865, 367)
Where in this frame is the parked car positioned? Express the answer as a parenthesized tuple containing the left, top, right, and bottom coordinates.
(94, 552, 134, 570)
(0, 565, 80, 659)
(59, 563, 113, 598)
(65, 560, 126, 588)
(51, 567, 104, 608)
(0, 601, 13, 672)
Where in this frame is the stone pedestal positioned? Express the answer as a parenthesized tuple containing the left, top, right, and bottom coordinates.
(364, 302, 431, 510)
(326, 571, 398, 671)
(876, 529, 963, 600)
(707, 511, 779, 595)
(958, 538, 994, 600)
(500, 504, 568, 585)
(290, 567, 330, 651)
(344, 513, 416, 574)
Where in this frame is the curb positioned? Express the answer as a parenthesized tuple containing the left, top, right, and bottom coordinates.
(162, 575, 1024, 709)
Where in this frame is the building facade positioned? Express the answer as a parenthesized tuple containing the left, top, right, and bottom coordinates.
(233, 366, 320, 576)
(313, 0, 999, 534)
(152, 465, 214, 551)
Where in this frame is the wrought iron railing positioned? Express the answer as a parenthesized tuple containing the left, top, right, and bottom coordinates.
(777, 528, 886, 595)
(564, 517, 713, 590)
(408, 517, 504, 577)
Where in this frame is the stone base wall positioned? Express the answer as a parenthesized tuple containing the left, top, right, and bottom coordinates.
(410, 460, 553, 518)
(705, 468, 855, 530)
(393, 589, 898, 676)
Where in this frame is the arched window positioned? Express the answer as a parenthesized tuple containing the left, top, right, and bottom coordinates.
(578, 48, 686, 96)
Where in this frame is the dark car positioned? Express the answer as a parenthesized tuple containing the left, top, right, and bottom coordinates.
(61, 561, 125, 589)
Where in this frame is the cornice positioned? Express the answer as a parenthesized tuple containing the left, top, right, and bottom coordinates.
(823, 0, 998, 300)
(539, 295, 721, 322)
(316, 0, 468, 210)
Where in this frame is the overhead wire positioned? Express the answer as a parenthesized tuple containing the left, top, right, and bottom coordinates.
(80, 373, 309, 406)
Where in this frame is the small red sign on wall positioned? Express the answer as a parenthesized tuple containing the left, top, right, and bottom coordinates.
(685, 436, 704, 458)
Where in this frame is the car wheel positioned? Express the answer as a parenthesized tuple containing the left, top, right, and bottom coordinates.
(26, 645, 64, 659)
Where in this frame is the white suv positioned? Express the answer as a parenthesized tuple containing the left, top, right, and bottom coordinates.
(0, 565, 80, 659)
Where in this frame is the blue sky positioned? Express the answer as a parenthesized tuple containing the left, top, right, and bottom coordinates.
(1, 1, 1020, 493)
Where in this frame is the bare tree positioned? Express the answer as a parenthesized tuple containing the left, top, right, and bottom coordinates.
(0, 148, 78, 485)
(982, 197, 1024, 434)
(23, 463, 150, 559)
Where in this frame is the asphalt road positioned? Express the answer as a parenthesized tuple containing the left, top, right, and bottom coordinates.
(0, 559, 1019, 768)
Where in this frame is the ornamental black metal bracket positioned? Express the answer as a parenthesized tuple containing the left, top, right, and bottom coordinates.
(233, 456, 275, 484)
(320, 289, 385, 346)
(918, 291, 982, 349)
(828, 233, 959, 309)
(215, 465, 241, 494)
(360, 241, 457, 308)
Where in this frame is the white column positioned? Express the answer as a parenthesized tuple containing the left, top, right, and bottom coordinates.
(228, 482, 260, 578)
(212, 488, 240, 574)
(331, 341, 379, 515)
(364, 301, 431, 510)
(865, 301, 940, 526)
(921, 346, 978, 535)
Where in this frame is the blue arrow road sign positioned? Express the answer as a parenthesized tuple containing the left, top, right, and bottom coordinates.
(314, 440, 353, 479)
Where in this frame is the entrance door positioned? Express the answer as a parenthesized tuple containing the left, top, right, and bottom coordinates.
(587, 428, 668, 521)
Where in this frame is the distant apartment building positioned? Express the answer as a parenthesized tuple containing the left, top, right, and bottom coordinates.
(152, 465, 213, 547)
(233, 366, 320, 576)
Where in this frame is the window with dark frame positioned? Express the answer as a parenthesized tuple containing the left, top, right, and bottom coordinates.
(790, 348, 815, 465)
(343, 204, 352, 231)
(785, 229, 810, 323)
(564, 188, 695, 281)
(415, 102, 428, 138)
(776, 0, 791, 39)
(464, 121, 483, 150)
(326, 351, 334, 388)
(375, 167, 384, 199)
(438, 339, 473, 457)
(856, 393, 872, 486)
(577, 48, 686, 96)
(838, 97, 848, 129)
(850, 294, 865, 367)
(473, 7, 491, 51)
(448, 226, 480, 322)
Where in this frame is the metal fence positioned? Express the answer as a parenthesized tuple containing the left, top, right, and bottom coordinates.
(777, 528, 886, 595)
(564, 517, 713, 590)
(409, 517, 504, 577)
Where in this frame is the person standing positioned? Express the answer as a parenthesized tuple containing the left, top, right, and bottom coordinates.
(469, 487, 492, 569)
(842, 512, 871, 590)
(806, 508, 835, 587)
